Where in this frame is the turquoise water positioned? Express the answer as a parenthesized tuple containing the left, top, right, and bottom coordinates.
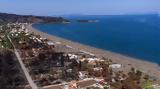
(33, 15, 160, 64)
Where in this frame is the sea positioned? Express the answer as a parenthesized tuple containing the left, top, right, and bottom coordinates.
(33, 14, 160, 65)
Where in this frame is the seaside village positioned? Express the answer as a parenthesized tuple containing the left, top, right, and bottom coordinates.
(0, 23, 160, 89)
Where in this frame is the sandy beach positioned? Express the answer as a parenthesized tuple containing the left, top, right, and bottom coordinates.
(27, 24, 160, 80)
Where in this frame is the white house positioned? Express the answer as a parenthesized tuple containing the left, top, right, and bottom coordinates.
(68, 54, 78, 59)
(47, 41, 55, 46)
(109, 64, 122, 69)
(153, 84, 160, 89)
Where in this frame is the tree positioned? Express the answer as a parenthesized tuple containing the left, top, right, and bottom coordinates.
(104, 87, 109, 89)
(144, 75, 149, 80)
(136, 70, 142, 77)
(38, 52, 46, 60)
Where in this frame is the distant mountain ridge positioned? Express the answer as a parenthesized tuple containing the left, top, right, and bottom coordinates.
(0, 12, 69, 23)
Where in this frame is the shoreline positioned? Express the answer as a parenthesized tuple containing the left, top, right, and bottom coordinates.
(27, 24, 160, 79)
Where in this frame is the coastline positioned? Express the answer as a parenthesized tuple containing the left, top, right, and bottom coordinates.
(27, 24, 160, 79)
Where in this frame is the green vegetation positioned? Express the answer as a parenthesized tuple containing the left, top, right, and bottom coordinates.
(143, 80, 154, 89)
(0, 35, 13, 49)
(0, 25, 13, 49)
(86, 87, 101, 89)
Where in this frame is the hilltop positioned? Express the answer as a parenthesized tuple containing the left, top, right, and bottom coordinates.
(0, 12, 68, 23)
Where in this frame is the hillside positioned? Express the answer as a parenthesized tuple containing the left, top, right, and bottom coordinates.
(0, 13, 69, 23)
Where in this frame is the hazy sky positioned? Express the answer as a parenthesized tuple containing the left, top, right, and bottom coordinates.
(0, 0, 159, 16)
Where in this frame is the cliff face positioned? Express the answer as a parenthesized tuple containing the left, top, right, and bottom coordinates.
(0, 13, 68, 23)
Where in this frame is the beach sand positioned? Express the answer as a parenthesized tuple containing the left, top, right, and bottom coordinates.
(27, 24, 160, 80)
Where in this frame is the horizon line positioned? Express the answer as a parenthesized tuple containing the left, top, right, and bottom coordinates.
(0, 11, 159, 17)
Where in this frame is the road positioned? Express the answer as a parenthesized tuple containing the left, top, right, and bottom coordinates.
(7, 35, 39, 89)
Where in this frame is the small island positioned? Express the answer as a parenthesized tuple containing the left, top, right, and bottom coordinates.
(77, 20, 99, 23)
